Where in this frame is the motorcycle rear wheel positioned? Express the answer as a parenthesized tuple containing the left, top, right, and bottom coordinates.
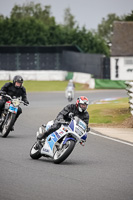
(30, 142, 42, 159)
(53, 140, 75, 164)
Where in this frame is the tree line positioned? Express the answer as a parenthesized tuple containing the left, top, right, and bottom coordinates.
(0, 2, 132, 56)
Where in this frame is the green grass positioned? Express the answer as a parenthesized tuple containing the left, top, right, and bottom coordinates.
(0, 80, 89, 92)
(88, 97, 131, 125)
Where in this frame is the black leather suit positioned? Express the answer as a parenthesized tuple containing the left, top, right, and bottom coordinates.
(0, 82, 28, 120)
(40, 104, 89, 139)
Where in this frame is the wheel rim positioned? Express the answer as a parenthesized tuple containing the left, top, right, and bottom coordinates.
(2, 116, 11, 135)
(54, 141, 70, 160)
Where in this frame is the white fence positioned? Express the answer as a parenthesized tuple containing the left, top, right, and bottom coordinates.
(0, 70, 94, 88)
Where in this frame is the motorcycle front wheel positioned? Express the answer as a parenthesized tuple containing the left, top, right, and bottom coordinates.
(30, 142, 42, 159)
(53, 140, 75, 164)
(1, 113, 16, 138)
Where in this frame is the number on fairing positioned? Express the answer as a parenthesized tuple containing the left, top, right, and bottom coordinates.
(9, 105, 18, 113)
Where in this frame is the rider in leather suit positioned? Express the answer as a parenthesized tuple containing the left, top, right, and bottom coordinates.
(0, 75, 29, 130)
(37, 96, 89, 140)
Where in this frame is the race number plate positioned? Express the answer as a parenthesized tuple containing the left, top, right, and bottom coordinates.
(9, 105, 18, 113)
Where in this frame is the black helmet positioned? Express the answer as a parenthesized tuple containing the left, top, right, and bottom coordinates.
(13, 75, 23, 87)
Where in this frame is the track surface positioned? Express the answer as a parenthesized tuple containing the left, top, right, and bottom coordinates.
(0, 90, 133, 200)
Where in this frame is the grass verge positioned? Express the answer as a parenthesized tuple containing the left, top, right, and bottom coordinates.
(0, 80, 132, 127)
(88, 97, 133, 127)
(0, 80, 89, 92)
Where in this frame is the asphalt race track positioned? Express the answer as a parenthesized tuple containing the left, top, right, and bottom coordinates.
(0, 90, 133, 200)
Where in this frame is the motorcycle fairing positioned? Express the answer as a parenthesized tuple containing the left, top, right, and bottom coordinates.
(78, 120, 86, 131)
(47, 132, 58, 150)
(69, 120, 74, 131)
(41, 129, 68, 156)
(63, 137, 76, 145)
(47, 129, 67, 150)
(81, 133, 87, 141)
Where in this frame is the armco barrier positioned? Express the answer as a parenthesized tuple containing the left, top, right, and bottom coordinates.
(125, 81, 133, 115)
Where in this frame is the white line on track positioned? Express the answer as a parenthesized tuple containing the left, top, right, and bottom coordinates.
(90, 131, 133, 147)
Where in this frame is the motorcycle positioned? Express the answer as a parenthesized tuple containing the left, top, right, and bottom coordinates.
(65, 86, 74, 102)
(30, 116, 88, 164)
(0, 94, 28, 137)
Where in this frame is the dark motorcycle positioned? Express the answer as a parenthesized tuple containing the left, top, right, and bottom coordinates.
(0, 94, 28, 137)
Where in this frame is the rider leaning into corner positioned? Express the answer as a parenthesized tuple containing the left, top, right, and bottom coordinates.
(0, 75, 29, 131)
(37, 96, 90, 142)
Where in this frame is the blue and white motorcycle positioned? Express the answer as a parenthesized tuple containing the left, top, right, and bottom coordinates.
(30, 116, 88, 164)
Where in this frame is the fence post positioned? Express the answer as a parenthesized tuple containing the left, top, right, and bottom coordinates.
(125, 81, 133, 115)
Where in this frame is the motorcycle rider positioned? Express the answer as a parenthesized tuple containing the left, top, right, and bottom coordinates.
(65, 79, 75, 100)
(0, 75, 29, 130)
(67, 79, 75, 88)
(37, 96, 89, 141)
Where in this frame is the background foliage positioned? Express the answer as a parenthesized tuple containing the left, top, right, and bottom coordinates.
(0, 2, 133, 56)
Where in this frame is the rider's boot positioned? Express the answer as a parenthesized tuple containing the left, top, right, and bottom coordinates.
(37, 123, 59, 141)
(34, 140, 43, 150)
(37, 130, 48, 140)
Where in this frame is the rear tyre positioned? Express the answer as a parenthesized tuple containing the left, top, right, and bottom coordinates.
(30, 142, 42, 159)
(53, 140, 75, 164)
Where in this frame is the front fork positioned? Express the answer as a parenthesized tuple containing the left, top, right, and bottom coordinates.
(0, 111, 8, 125)
(4, 112, 9, 123)
(56, 136, 74, 150)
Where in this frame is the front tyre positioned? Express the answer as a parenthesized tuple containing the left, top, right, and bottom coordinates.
(1, 113, 16, 138)
(53, 140, 75, 164)
(30, 142, 42, 159)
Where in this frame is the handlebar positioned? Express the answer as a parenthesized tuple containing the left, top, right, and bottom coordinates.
(57, 120, 69, 125)
(1, 94, 28, 106)
(1, 94, 12, 100)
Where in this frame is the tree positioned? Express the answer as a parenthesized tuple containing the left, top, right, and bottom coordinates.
(73, 27, 109, 55)
(0, 2, 110, 55)
(10, 2, 55, 26)
(0, 17, 49, 45)
(97, 14, 121, 42)
(63, 7, 77, 30)
(0, 14, 4, 20)
(124, 10, 133, 21)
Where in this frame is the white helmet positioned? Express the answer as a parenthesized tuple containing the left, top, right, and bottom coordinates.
(76, 96, 89, 112)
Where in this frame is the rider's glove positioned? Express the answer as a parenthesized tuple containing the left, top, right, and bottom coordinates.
(0, 91, 6, 95)
(68, 112, 74, 118)
(57, 119, 69, 126)
(58, 119, 66, 124)
(87, 127, 90, 132)
(24, 100, 29, 105)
